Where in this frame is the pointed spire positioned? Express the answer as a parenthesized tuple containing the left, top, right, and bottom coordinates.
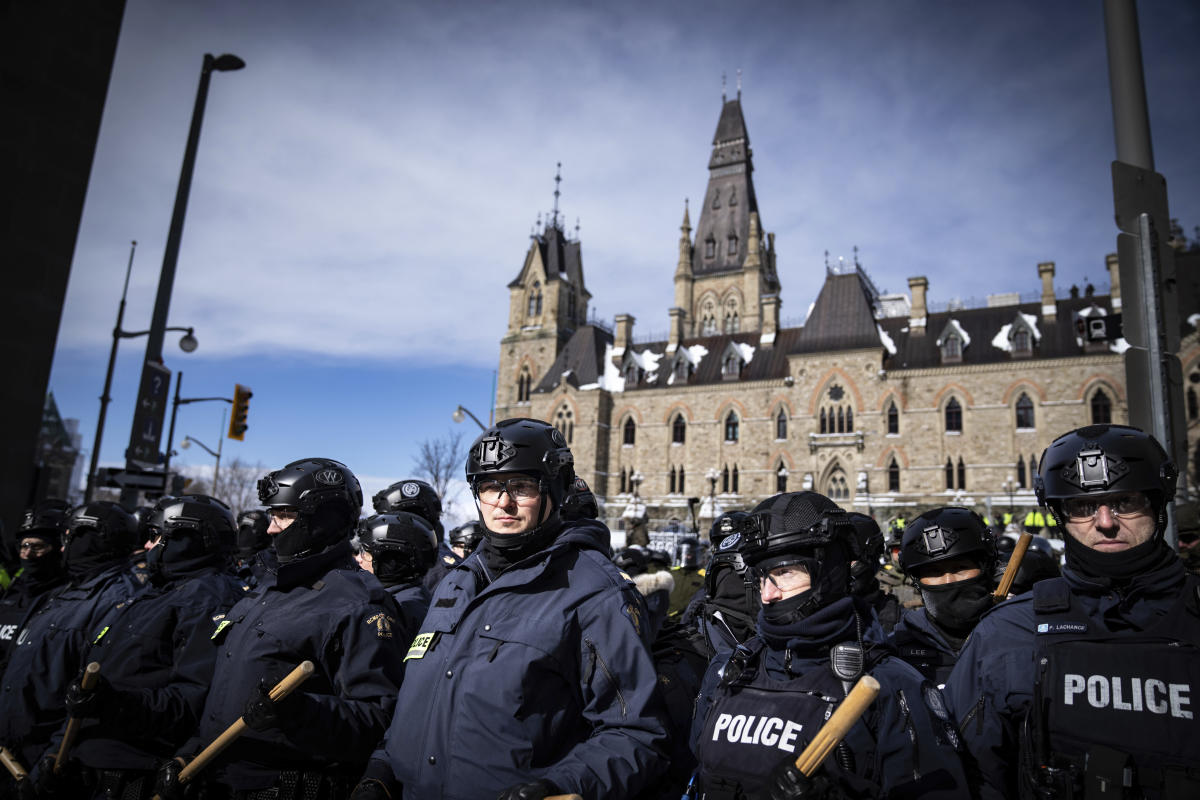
(552, 162, 562, 229)
(676, 199, 693, 277)
(681, 197, 691, 233)
(736, 68, 742, 100)
(721, 71, 726, 102)
(575, 217, 581, 241)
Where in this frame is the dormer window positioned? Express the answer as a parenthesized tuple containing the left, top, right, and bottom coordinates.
(719, 341, 752, 380)
(623, 361, 641, 386)
(705, 236, 716, 259)
(711, 190, 721, 209)
(722, 354, 740, 379)
(729, 188, 737, 206)
(1012, 328, 1031, 356)
(727, 234, 738, 256)
(936, 319, 969, 364)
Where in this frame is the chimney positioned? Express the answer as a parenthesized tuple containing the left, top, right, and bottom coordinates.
(1039, 261, 1057, 320)
(667, 308, 685, 353)
(612, 313, 635, 368)
(908, 276, 928, 336)
(1105, 252, 1121, 310)
(760, 294, 780, 348)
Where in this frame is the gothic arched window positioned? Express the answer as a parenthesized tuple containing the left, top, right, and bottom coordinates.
(776, 409, 788, 440)
(623, 417, 636, 446)
(945, 397, 963, 432)
(1091, 389, 1112, 424)
(1015, 393, 1035, 429)
(886, 401, 899, 435)
(724, 411, 739, 443)
(888, 458, 900, 492)
(672, 414, 686, 444)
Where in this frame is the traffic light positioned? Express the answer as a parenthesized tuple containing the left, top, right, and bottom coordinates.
(228, 384, 252, 441)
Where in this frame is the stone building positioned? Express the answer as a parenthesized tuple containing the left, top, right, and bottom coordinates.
(494, 93, 1200, 535)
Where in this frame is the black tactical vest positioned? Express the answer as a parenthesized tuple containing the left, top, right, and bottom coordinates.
(892, 626, 957, 688)
(1024, 576, 1200, 799)
(695, 642, 873, 799)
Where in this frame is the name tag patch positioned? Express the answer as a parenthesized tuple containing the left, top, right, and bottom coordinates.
(1037, 622, 1088, 635)
(405, 631, 438, 662)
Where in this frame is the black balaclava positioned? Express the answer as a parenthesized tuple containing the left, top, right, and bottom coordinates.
(1063, 532, 1177, 583)
(850, 558, 881, 598)
(373, 552, 420, 587)
(273, 502, 352, 563)
(63, 528, 122, 581)
(237, 519, 271, 560)
(919, 573, 994, 638)
(18, 535, 63, 585)
(707, 564, 758, 642)
(148, 531, 220, 584)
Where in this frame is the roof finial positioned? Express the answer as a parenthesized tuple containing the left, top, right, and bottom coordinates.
(575, 217, 581, 240)
(853, 245, 860, 268)
(824, 249, 830, 269)
(721, 71, 726, 102)
(552, 162, 562, 229)
(536, 211, 542, 232)
(736, 68, 742, 100)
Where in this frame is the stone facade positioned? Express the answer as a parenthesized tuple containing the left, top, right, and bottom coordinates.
(493, 96, 1200, 535)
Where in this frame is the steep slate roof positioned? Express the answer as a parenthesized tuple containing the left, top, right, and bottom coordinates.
(507, 223, 586, 291)
(534, 324, 613, 393)
(878, 293, 1121, 370)
(791, 271, 881, 353)
(692, 96, 760, 278)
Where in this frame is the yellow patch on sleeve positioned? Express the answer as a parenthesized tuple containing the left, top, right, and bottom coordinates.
(405, 631, 438, 661)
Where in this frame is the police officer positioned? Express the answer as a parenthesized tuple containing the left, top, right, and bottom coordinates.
(372, 479, 449, 594)
(561, 475, 600, 523)
(0, 502, 142, 774)
(945, 424, 1200, 799)
(355, 512, 435, 639)
(890, 507, 997, 687)
(668, 536, 706, 618)
(691, 491, 968, 799)
(155, 458, 404, 799)
(447, 520, 484, 560)
(0, 501, 69, 671)
(845, 513, 901, 633)
(680, 512, 757, 656)
(234, 508, 275, 586)
(615, 545, 674, 642)
(354, 418, 668, 799)
(1173, 501, 1199, 576)
(993, 533, 1061, 598)
(37, 495, 247, 799)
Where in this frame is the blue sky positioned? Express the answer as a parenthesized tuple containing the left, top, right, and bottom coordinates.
(49, 0, 1200, 520)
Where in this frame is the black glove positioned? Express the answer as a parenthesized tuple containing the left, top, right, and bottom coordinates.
(242, 680, 301, 732)
(756, 757, 846, 800)
(349, 778, 393, 799)
(14, 776, 39, 800)
(496, 779, 559, 800)
(32, 754, 86, 800)
(153, 757, 190, 800)
(63, 672, 111, 720)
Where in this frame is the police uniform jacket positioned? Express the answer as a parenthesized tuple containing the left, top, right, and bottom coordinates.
(179, 540, 405, 791)
(422, 544, 461, 593)
(0, 563, 144, 766)
(371, 518, 670, 799)
(45, 567, 247, 771)
(385, 580, 430, 645)
(944, 556, 1200, 799)
(0, 569, 67, 669)
(691, 596, 968, 799)
(889, 607, 960, 688)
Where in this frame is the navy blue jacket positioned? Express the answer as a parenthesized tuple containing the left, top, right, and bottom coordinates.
(422, 544, 461, 593)
(888, 607, 960, 688)
(46, 567, 247, 770)
(370, 519, 669, 799)
(179, 541, 405, 791)
(692, 597, 968, 798)
(0, 563, 145, 765)
(385, 580, 430, 646)
(944, 558, 1197, 800)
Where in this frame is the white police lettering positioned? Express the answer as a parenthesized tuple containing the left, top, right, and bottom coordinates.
(0, 624, 16, 641)
(1063, 674, 1192, 719)
(711, 713, 804, 753)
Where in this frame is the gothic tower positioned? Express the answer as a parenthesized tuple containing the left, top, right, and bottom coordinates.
(674, 92, 780, 337)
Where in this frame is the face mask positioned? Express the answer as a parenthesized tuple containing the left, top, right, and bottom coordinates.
(1063, 532, 1174, 581)
(63, 529, 116, 580)
(919, 573, 993, 634)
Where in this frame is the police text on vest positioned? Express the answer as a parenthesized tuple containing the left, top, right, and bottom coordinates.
(711, 714, 804, 752)
(1063, 674, 1192, 719)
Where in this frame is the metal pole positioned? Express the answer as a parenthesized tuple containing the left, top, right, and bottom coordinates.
(1104, 0, 1154, 171)
(163, 371, 183, 494)
(85, 241, 136, 502)
(214, 408, 226, 497)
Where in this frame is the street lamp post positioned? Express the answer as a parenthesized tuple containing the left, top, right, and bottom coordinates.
(1002, 474, 1016, 532)
(181, 412, 226, 496)
(122, 52, 243, 506)
(162, 371, 233, 492)
(452, 405, 487, 431)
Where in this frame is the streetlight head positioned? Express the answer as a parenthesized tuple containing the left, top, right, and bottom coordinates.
(178, 330, 198, 353)
(212, 54, 246, 72)
(181, 438, 192, 450)
(452, 407, 465, 424)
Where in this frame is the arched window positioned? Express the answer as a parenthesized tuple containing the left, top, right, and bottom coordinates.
(1091, 389, 1112, 424)
(776, 409, 788, 440)
(722, 354, 740, 378)
(888, 458, 900, 492)
(828, 470, 849, 501)
(957, 457, 967, 490)
(1030, 452, 1039, 475)
(624, 361, 640, 385)
(837, 407, 845, 433)
(721, 465, 730, 493)
(732, 465, 740, 493)
(623, 417, 636, 446)
(1015, 393, 1035, 429)
(669, 467, 676, 494)
(886, 401, 899, 435)
(727, 234, 738, 256)
(776, 464, 788, 493)
(619, 469, 627, 494)
(672, 414, 686, 444)
(517, 370, 531, 403)
(678, 467, 685, 493)
(567, 292, 577, 322)
(527, 282, 541, 317)
(554, 404, 573, 444)
(942, 335, 963, 362)
(1013, 328, 1031, 355)
(1017, 456, 1027, 489)
(945, 458, 954, 490)
(724, 411, 739, 443)
(945, 397, 963, 432)
(702, 314, 717, 335)
(820, 408, 828, 434)
(673, 358, 691, 382)
(705, 236, 716, 259)
(711, 190, 721, 209)
(846, 407, 854, 432)
(723, 311, 740, 333)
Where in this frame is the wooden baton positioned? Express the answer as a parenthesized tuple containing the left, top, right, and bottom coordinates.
(149, 660, 315, 800)
(55, 660, 101, 773)
(993, 532, 1033, 602)
(0, 747, 28, 781)
(793, 675, 881, 776)
(546, 796, 583, 800)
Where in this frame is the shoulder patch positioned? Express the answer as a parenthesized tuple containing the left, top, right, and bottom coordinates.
(923, 682, 950, 721)
(366, 612, 396, 640)
(442, 555, 455, 565)
(621, 601, 643, 637)
(618, 570, 634, 583)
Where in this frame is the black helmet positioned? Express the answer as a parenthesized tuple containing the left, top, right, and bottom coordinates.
(145, 495, 236, 577)
(63, 501, 138, 576)
(372, 479, 444, 536)
(466, 418, 574, 547)
(1035, 424, 1177, 534)
(448, 521, 484, 554)
(709, 511, 749, 547)
(647, 548, 671, 571)
(677, 536, 702, 569)
(613, 546, 649, 577)
(899, 507, 997, 577)
(20, 499, 71, 549)
(562, 476, 599, 521)
(236, 509, 271, 559)
(1001, 535, 1061, 596)
(740, 491, 857, 620)
(257, 458, 363, 562)
(131, 505, 158, 540)
(703, 528, 753, 599)
(845, 512, 884, 597)
(357, 512, 438, 584)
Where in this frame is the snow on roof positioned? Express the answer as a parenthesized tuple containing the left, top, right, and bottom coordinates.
(991, 324, 1013, 352)
(1019, 312, 1042, 341)
(733, 342, 755, 364)
(1110, 337, 1131, 354)
(579, 343, 624, 392)
(683, 343, 708, 365)
(877, 324, 896, 356)
(936, 318, 970, 348)
(1189, 313, 1200, 329)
